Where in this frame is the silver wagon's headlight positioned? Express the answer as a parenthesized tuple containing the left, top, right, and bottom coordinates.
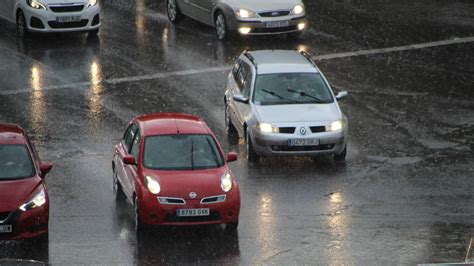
(291, 4, 304, 15)
(20, 187, 46, 212)
(221, 172, 233, 193)
(27, 0, 47, 10)
(327, 120, 344, 132)
(236, 9, 258, 18)
(257, 123, 279, 133)
(145, 176, 161, 195)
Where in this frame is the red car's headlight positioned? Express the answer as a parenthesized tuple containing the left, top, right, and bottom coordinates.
(19, 187, 46, 212)
(221, 172, 233, 193)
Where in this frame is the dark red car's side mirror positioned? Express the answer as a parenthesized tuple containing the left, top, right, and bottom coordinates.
(227, 152, 238, 162)
(40, 163, 53, 178)
(123, 155, 136, 165)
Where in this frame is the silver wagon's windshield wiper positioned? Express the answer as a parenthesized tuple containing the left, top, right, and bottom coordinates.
(262, 89, 285, 100)
(287, 89, 324, 103)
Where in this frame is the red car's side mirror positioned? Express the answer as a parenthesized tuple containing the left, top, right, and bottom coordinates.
(227, 152, 238, 162)
(123, 155, 136, 165)
(40, 163, 53, 178)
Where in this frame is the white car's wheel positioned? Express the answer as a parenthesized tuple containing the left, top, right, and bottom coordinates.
(334, 146, 347, 162)
(225, 104, 238, 144)
(246, 130, 259, 162)
(167, 0, 182, 23)
(16, 11, 29, 38)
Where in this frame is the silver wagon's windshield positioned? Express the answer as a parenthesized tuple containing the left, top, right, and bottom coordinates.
(0, 144, 35, 180)
(143, 134, 224, 171)
(253, 73, 334, 105)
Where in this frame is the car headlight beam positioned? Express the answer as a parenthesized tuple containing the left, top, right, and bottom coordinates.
(291, 4, 304, 15)
(19, 188, 46, 212)
(145, 176, 161, 195)
(27, 0, 47, 10)
(221, 172, 233, 193)
(327, 120, 343, 132)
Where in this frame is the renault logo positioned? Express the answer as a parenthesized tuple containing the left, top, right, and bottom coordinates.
(299, 127, 307, 135)
(189, 192, 197, 198)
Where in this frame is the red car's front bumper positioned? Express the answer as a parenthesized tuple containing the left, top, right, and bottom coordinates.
(139, 189, 240, 226)
(0, 203, 49, 240)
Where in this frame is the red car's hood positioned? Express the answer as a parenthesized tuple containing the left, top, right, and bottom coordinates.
(145, 167, 227, 199)
(0, 177, 41, 212)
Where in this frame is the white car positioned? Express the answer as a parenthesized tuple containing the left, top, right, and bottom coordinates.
(166, 0, 307, 40)
(224, 50, 349, 162)
(0, 0, 100, 37)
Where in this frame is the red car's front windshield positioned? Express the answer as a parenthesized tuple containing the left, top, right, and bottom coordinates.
(0, 144, 35, 180)
(143, 134, 224, 171)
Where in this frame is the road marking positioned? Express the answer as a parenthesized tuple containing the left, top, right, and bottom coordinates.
(313, 36, 474, 60)
(466, 238, 473, 262)
(1, 36, 473, 96)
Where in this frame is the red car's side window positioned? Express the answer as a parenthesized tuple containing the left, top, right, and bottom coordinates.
(123, 124, 138, 153)
(129, 130, 141, 161)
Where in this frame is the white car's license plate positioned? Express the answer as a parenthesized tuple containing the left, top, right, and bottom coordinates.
(288, 138, 319, 146)
(177, 208, 210, 217)
(0, 225, 12, 233)
(56, 16, 81, 23)
(266, 21, 289, 28)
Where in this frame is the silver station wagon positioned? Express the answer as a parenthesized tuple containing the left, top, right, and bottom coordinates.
(224, 50, 349, 162)
(166, 0, 307, 39)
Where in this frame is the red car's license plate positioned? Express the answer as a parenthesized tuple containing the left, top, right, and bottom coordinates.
(177, 208, 210, 217)
(0, 225, 12, 233)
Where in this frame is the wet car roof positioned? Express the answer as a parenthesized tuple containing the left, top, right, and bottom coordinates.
(248, 50, 319, 74)
(0, 124, 26, 145)
(134, 113, 211, 136)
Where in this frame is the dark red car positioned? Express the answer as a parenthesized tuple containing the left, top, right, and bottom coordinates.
(112, 113, 240, 232)
(0, 124, 52, 240)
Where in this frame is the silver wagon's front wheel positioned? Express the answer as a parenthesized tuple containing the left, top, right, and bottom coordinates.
(215, 12, 227, 40)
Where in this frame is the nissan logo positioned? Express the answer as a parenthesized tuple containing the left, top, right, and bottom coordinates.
(189, 192, 197, 198)
(299, 127, 307, 135)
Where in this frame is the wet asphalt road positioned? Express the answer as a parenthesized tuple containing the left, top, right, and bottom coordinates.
(0, 0, 474, 264)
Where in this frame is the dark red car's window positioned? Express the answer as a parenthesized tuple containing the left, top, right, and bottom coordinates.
(0, 144, 35, 180)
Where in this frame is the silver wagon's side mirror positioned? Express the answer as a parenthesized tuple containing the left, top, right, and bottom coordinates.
(335, 91, 348, 101)
(233, 94, 249, 104)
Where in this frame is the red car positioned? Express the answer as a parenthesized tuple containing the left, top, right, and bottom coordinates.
(0, 124, 53, 240)
(112, 113, 240, 232)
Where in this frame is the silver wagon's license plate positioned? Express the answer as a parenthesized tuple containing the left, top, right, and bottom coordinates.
(56, 16, 81, 23)
(288, 138, 319, 146)
(177, 208, 210, 217)
(266, 21, 289, 28)
(0, 225, 12, 233)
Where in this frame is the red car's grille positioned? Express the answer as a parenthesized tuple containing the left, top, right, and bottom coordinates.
(0, 212, 10, 221)
(164, 212, 221, 223)
(271, 144, 335, 152)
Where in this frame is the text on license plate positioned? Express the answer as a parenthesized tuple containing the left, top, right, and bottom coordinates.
(288, 138, 319, 146)
(56, 16, 81, 23)
(266, 21, 289, 28)
(0, 225, 12, 233)
(177, 208, 210, 217)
